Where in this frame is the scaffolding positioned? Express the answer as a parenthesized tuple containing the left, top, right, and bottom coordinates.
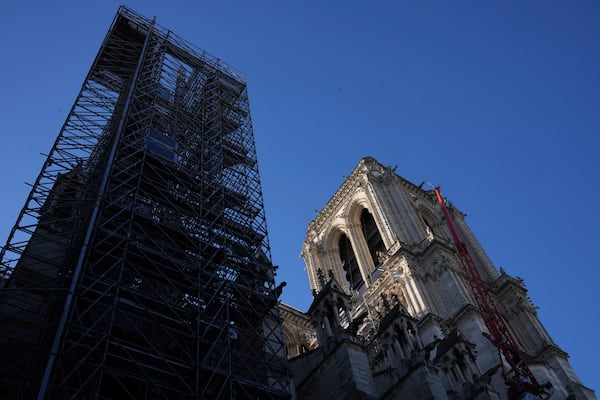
(0, 6, 291, 399)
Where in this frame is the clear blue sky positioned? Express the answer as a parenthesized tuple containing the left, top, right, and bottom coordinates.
(1, 0, 598, 392)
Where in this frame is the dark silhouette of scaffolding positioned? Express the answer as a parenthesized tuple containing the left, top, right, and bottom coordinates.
(0, 6, 291, 399)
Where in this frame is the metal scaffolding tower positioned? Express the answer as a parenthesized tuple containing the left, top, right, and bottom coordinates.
(0, 6, 291, 399)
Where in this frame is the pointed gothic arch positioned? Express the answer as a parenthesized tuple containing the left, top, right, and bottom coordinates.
(418, 206, 442, 239)
(339, 233, 363, 291)
(359, 208, 386, 269)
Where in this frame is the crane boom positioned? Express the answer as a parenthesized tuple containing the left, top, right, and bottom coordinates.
(434, 187, 544, 398)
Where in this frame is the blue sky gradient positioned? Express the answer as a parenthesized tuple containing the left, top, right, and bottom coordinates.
(1, 1, 598, 392)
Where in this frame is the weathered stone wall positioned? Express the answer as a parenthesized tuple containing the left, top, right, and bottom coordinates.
(294, 339, 377, 400)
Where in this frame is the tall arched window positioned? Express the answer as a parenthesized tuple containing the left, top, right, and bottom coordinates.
(420, 210, 439, 240)
(339, 234, 362, 291)
(423, 216, 435, 238)
(360, 209, 386, 268)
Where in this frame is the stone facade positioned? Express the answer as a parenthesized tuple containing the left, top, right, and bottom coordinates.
(282, 157, 595, 400)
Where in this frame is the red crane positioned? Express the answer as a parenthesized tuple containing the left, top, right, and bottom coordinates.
(434, 187, 545, 399)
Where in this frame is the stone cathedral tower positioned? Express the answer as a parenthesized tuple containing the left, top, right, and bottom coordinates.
(280, 157, 595, 400)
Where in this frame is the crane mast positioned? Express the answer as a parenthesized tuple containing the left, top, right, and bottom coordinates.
(434, 187, 544, 399)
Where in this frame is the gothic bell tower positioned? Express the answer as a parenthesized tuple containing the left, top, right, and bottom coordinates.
(294, 157, 595, 400)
